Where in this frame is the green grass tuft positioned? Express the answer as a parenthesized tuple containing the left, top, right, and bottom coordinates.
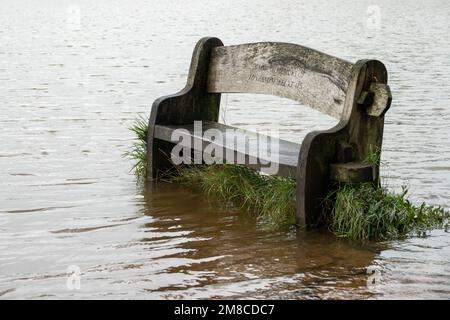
(125, 116, 449, 240)
(324, 183, 449, 241)
(123, 115, 148, 177)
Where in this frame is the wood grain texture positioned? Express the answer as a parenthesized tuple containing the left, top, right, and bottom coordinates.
(207, 42, 353, 119)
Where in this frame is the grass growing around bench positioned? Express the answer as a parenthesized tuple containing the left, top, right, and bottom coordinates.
(125, 118, 449, 241)
(324, 183, 449, 241)
(123, 115, 148, 177)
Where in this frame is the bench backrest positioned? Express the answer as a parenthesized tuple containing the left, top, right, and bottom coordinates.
(207, 42, 353, 119)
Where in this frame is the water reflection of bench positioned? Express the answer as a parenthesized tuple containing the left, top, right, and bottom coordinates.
(147, 37, 392, 227)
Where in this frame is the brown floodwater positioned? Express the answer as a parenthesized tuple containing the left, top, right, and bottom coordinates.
(1, 0, 450, 299)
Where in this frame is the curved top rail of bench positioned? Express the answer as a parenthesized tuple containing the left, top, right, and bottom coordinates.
(207, 42, 353, 119)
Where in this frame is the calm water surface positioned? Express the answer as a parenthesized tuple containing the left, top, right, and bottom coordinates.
(1, 0, 450, 299)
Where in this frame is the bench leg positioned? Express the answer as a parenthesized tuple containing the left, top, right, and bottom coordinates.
(296, 59, 389, 227)
(296, 127, 347, 227)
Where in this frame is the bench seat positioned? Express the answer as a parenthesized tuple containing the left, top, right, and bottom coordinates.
(154, 121, 300, 177)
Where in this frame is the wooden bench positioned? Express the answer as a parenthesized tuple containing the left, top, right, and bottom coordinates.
(147, 37, 392, 227)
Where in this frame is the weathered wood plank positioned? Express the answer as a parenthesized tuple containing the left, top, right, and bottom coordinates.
(207, 42, 353, 119)
(154, 121, 301, 177)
